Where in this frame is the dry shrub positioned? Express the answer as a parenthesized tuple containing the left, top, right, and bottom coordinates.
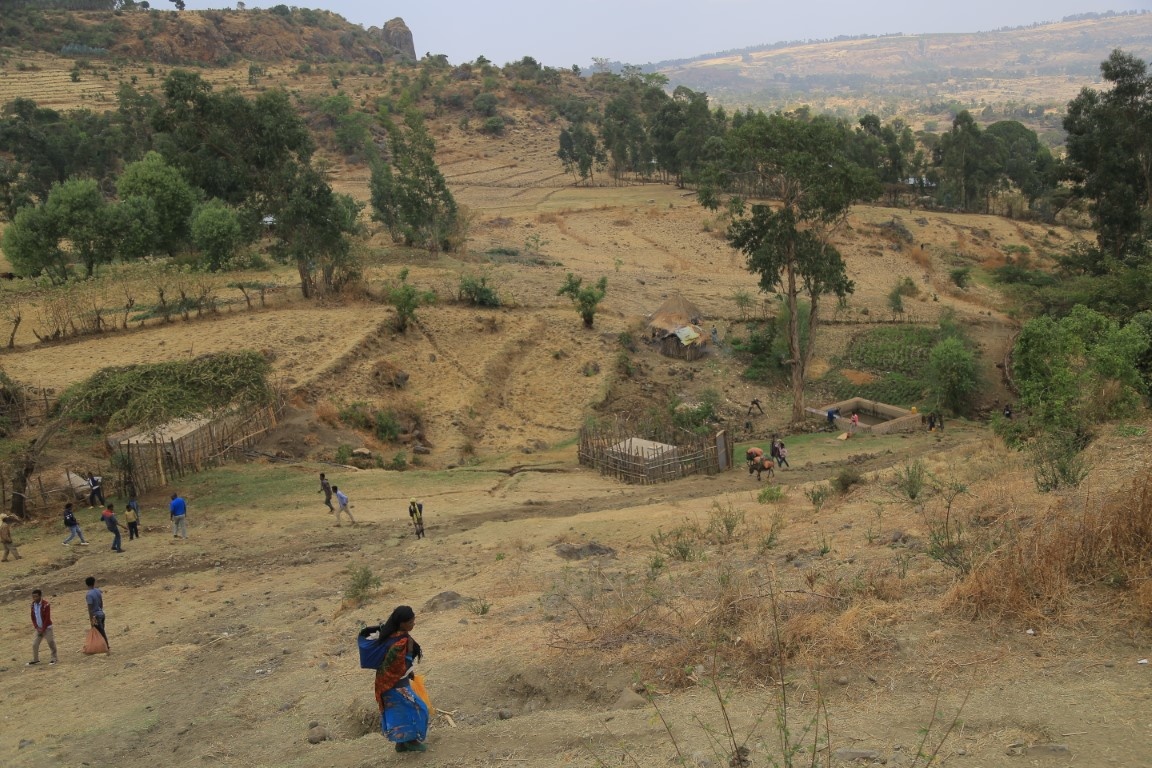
(536, 211, 561, 224)
(612, 218, 632, 226)
(909, 249, 931, 275)
(342, 697, 379, 738)
(315, 401, 340, 427)
(947, 473, 1152, 623)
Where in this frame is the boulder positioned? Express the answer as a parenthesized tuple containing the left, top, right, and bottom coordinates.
(423, 591, 471, 612)
(554, 541, 616, 560)
(381, 18, 416, 60)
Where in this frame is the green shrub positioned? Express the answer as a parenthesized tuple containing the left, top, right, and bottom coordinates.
(481, 116, 505, 135)
(757, 485, 785, 504)
(832, 466, 864, 494)
(374, 410, 401, 442)
(950, 267, 972, 289)
(343, 565, 381, 603)
(651, 523, 702, 561)
(893, 459, 927, 501)
(458, 274, 500, 307)
(805, 483, 834, 511)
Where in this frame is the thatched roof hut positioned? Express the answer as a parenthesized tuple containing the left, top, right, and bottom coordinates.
(647, 294, 707, 360)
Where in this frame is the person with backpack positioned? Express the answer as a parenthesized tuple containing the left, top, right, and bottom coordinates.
(86, 472, 105, 508)
(408, 498, 425, 539)
(62, 502, 89, 546)
(363, 606, 428, 753)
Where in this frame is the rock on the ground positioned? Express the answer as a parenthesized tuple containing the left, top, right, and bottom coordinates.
(306, 725, 329, 744)
(423, 591, 472, 612)
(1026, 743, 1071, 757)
(610, 688, 648, 710)
(833, 748, 885, 763)
(554, 541, 616, 560)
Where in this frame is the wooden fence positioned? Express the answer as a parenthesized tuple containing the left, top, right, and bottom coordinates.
(0, 382, 57, 431)
(106, 397, 285, 495)
(578, 421, 733, 484)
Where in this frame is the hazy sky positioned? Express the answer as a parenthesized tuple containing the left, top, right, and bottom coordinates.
(181, 1, 1148, 67)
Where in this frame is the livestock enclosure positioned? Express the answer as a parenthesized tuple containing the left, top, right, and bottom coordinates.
(106, 396, 286, 495)
(578, 420, 733, 484)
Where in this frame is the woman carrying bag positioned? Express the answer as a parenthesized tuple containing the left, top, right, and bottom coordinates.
(360, 605, 430, 753)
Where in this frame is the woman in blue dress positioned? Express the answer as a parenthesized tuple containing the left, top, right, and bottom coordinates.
(369, 606, 428, 752)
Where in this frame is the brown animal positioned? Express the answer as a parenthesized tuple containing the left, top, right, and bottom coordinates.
(748, 455, 774, 481)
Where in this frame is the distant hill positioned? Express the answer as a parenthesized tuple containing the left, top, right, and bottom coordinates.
(646, 13, 1152, 134)
(0, 6, 408, 65)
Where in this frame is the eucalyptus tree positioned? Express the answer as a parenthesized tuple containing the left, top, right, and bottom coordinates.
(721, 113, 880, 422)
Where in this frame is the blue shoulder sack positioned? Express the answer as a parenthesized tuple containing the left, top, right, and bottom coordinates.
(358, 627, 399, 670)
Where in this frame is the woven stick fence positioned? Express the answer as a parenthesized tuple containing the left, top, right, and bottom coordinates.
(107, 395, 285, 495)
(578, 420, 733, 485)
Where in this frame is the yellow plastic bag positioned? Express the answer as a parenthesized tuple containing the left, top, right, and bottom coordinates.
(411, 673, 435, 716)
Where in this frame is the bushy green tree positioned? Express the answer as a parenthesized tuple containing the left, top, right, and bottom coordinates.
(557, 273, 607, 328)
(927, 337, 979, 414)
(1064, 50, 1152, 267)
(190, 199, 243, 271)
(116, 151, 197, 256)
(387, 267, 436, 332)
(369, 111, 460, 253)
(270, 162, 363, 297)
(1, 203, 66, 281)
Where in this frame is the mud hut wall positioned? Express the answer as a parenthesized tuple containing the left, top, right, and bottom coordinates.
(658, 337, 706, 361)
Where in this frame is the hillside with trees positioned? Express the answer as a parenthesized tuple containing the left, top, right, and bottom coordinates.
(2, 9, 1152, 768)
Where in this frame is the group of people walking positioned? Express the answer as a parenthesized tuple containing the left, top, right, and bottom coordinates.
(53, 493, 189, 553)
(318, 473, 427, 538)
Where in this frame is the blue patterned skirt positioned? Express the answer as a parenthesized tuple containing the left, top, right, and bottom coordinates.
(381, 683, 429, 744)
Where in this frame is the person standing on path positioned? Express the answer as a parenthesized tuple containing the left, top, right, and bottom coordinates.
(126, 478, 141, 520)
(775, 439, 790, 469)
(124, 503, 140, 541)
(319, 473, 334, 513)
(169, 493, 188, 539)
(850, 412, 859, 435)
(85, 576, 109, 652)
(408, 499, 425, 539)
(86, 472, 105, 508)
(101, 505, 125, 553)
(332, 486, 355, 526)
(28, 589, 58, 665)
(62, 503, 89, 546)
(1, 516, 22, 562)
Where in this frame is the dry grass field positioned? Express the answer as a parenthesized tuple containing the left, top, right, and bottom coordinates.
(0, 40, 1150, 768)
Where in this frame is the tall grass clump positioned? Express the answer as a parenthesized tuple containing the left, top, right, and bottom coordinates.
(948, 473, 1152, 622)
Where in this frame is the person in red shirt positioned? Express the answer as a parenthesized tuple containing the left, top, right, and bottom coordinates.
(29, 589, 58, 665)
